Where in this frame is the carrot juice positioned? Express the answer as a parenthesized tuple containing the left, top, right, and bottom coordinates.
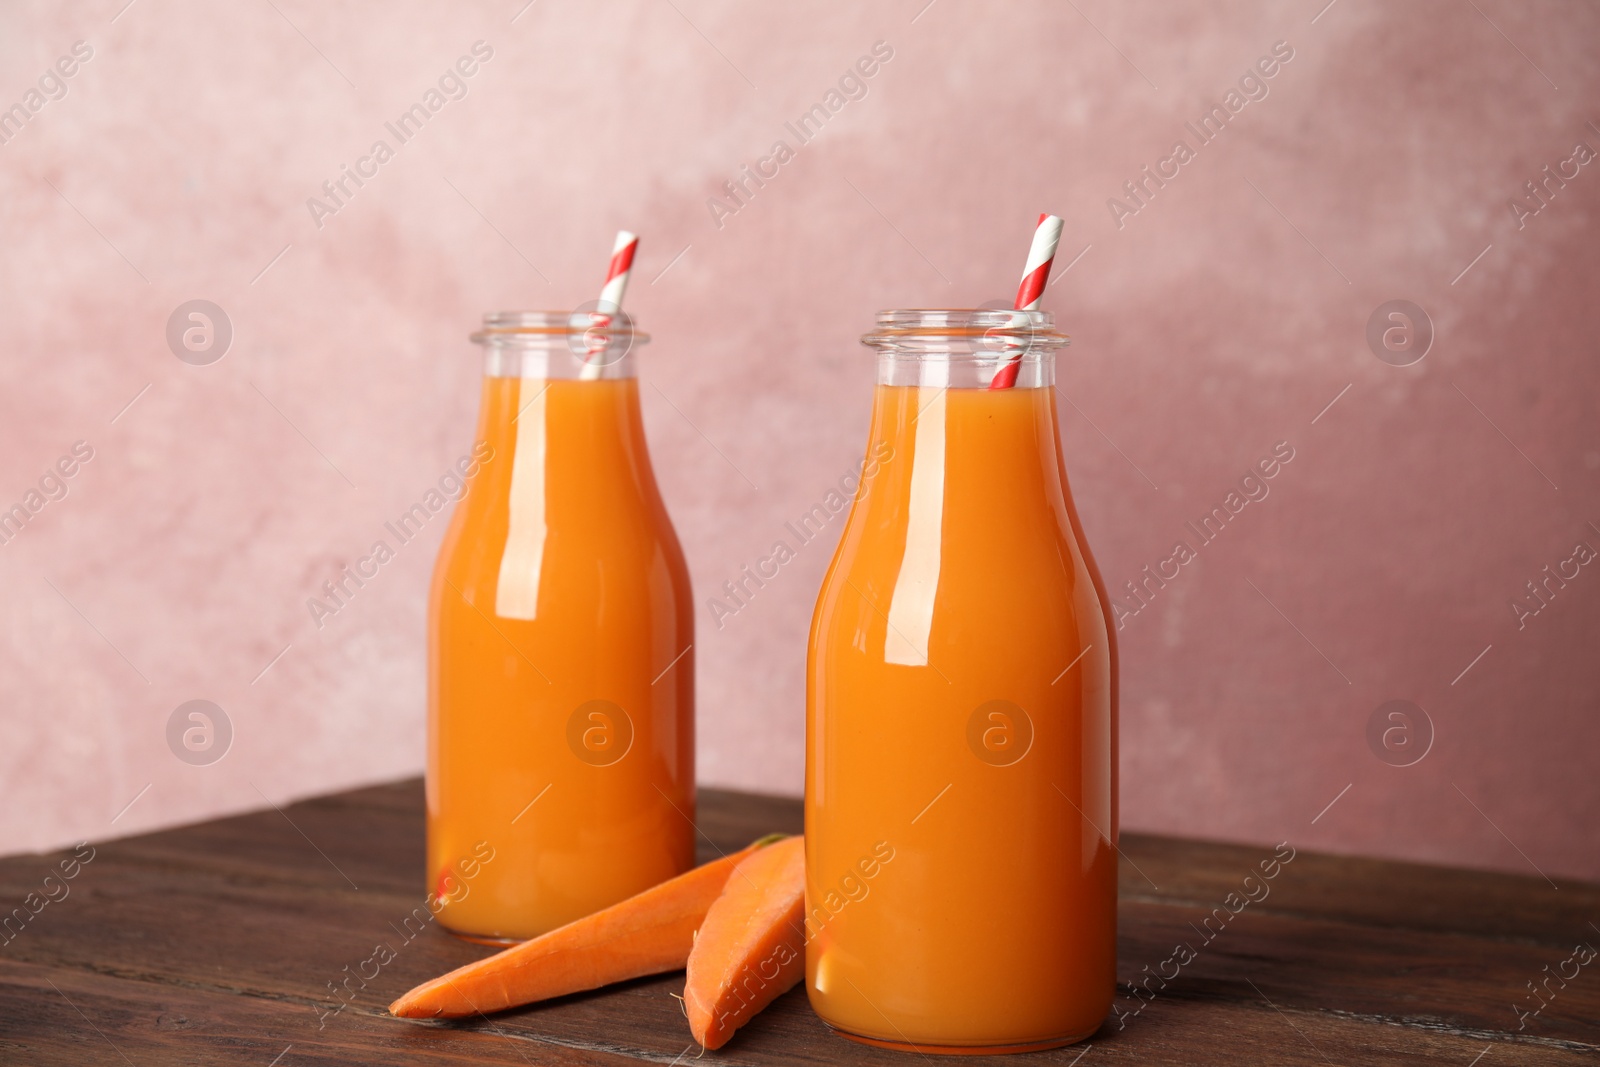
(427, 312, 695, 942)
(806, 310, 1116, 1052)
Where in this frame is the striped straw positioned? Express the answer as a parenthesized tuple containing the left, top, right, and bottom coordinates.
(597, 229, 638, 314)
(580, 230, 638, 378)
(989, 213, 1063, 389)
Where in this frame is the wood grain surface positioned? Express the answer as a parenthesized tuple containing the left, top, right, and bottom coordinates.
(0, 780, 1595, 1065)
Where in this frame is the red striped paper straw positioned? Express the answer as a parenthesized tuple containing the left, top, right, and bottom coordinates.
(581, 230, 638, 377)
(597, 229, 638, 314)
(989, 213, 1063, 389)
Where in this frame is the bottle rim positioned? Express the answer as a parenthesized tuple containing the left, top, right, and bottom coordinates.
(471, 309, 650, 348)
(861, 308, 1070, 351)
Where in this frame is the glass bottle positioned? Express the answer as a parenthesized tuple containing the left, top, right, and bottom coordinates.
(427, 311, 695, 942)
(805, 309, 1117, 1052)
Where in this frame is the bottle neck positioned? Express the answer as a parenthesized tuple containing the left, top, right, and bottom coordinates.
(468, 315, 653, 492)
(861, 309, 1069, 390)
(472, 372, 646, 449)
(480, 345, 639, 381)
(472, 310, 647, 381)
(874, 351, 1056, 389)
(864, 381, 1066, 481)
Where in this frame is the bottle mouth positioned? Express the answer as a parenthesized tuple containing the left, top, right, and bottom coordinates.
(861, 308, 1069, 352)
(471, 309, 650, 348)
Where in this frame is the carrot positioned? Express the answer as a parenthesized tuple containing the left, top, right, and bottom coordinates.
(683, 834, 806, 1050)
(389, 835, 784, 1019)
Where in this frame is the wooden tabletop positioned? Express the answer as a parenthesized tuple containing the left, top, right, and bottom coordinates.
(2, 781, 1596, 1065)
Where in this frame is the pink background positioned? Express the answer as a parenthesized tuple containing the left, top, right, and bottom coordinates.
(2, 1, 1597, 881)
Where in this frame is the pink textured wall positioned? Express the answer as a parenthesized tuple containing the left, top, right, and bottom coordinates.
(2, 1, 1597, 881)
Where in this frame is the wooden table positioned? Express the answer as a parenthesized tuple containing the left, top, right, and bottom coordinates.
(2, 781, 1595, 1065)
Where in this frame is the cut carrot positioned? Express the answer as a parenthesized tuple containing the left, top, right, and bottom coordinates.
(390, 835, 784, 1019)
(684, 834, 806, 1050)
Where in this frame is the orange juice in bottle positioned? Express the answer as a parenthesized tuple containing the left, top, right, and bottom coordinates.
(427, 309, 695, 941)
(806, 309, 1116, 1052)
